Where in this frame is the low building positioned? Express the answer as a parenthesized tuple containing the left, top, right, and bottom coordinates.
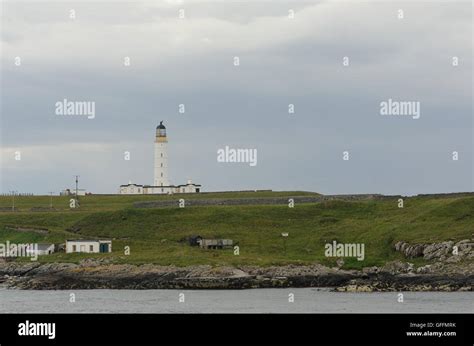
(66, 240, 112, 254)
(25, 244, 55, 256)
(60, 189, 87, 196)
(198, 239, 233, 249)
(120, 180, 201, 195)
(119, 183, 144, 195)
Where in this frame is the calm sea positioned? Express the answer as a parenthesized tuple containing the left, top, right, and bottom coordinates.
(0, 288, 472, 313)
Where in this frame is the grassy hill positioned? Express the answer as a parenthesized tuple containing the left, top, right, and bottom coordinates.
(0, 191, 473, 269)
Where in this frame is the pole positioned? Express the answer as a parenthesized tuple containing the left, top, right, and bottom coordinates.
(75, 175, 79, 199)
(49, 191, 54, 208)
(10, 190, 17, 212)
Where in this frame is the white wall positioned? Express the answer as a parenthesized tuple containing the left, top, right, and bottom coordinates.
(144, 186, 174, 194)
(66, 241, 111, 253)
(66, 241, 99, 253)
(66, 241, 112, 253)
(119, 185, 144, 194)
(179, 184, 200, 193)
(142, 184, 200, 194)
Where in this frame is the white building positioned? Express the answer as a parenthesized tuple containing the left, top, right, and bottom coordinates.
(26, 244, 55, 256)
(119, 121, 201, 194)
(66, 240, 112, 254)
(119, 183, 144, 195)
(60, 189, 87, 196)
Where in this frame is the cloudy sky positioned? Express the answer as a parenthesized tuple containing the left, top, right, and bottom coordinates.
(1, 0, 472, 195)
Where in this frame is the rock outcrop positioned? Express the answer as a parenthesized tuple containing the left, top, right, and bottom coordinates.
(394, 239, 474, 261)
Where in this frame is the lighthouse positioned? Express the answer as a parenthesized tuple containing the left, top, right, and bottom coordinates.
(154, 121, 169, 186)
(119, 121, 202, 194)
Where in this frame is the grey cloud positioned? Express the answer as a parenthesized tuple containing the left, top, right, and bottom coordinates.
(1, 1, 472, 195)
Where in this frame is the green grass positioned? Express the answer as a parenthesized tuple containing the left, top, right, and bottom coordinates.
(0, 193, 473, 269)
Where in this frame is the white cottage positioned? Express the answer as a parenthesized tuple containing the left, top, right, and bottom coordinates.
(66, 240, 112, 254)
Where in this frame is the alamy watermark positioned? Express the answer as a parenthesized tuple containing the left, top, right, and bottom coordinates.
(325, 240, 365, 261)
(18, 320, 55, 340)
(0, 241, 39, 261)
(380, 98, 420, 119)
(217, 146, 257, 167)
(55, 98, 95, 119)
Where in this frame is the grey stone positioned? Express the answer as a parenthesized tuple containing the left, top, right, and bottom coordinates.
(416, 265, 432, 274)
(423, 241, 454, 260)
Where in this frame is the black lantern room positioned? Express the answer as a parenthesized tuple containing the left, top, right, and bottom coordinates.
(156, 121, 166, 137)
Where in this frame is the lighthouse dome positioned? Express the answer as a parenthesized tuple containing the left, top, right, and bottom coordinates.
(157, 121, 166, 130)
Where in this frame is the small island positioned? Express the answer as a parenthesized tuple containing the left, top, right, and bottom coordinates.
(0, 191, 473, 291)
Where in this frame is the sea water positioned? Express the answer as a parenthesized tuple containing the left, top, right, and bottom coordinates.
(0, 288, 472, 314)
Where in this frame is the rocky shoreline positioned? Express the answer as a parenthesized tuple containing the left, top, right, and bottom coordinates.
(1, 240, 473, 291)
(0, 260, 472, 292)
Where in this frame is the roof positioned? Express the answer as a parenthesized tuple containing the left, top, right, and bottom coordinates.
(66, 239, 111, 243)
(143, 185, 173, 188)
(120, 184, 144, 187)
(156, 120, 166, 129)
(35, 244, 55, 250)
(142, 183, 202, 188)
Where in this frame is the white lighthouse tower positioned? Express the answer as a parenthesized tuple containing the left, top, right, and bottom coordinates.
(154, 121, 169, 187)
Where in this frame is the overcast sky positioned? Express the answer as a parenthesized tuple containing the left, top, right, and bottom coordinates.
(1, 1, 472, 195)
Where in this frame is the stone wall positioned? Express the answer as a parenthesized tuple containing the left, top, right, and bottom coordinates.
(415, 192, 474, 199)
(133, 194, 392, 209)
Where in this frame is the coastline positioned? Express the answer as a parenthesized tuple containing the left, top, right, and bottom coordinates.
(1, 261, 472, 292)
